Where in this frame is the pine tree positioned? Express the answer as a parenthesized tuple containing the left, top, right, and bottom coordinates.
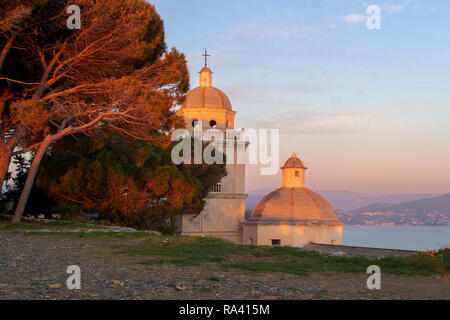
(34, 134, 226, 232)
(0, 0, 189, 222)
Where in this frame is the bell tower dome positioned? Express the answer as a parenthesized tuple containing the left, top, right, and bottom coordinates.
(178, 52, 236, 131)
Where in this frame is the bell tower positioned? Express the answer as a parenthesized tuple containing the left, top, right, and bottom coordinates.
(176, 53, 247, 244)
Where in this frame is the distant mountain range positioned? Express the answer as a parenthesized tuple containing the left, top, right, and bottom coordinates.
(336, 193, 450, 226)
(316, 191, 439, 211)
(246, 188, 450, 226)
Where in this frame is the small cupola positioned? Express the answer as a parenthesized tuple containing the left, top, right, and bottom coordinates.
(281, 152, 307, 188)
(199, 67, 212, 87)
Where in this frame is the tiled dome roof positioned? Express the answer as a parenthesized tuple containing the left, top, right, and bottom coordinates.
(249, 187, 342, 225)
(282, 152, 306, 169)
(182, 86, 232, 110)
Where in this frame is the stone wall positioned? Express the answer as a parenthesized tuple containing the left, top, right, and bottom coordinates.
(179, 195, 246, 244)
(242, 223, 343, 247)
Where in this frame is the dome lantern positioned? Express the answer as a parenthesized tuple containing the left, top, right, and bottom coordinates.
(281, 152, 307, 188)
(199, 67, 212, 87)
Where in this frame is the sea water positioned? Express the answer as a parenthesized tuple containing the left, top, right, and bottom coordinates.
(343, 226, 450, 251)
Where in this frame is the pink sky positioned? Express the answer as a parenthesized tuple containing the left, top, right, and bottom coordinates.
(245, 130, 450, 194)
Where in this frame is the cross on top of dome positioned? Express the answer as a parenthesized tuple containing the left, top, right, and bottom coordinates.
(202, 48, 210, 67)
(199, 51, 213, 87)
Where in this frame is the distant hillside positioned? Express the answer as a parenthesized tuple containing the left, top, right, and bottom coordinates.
(246, 187, 274, 210)
(336, 193, 450, 226)
(318, 191, 438, 211)
(246, 188, 437, 211)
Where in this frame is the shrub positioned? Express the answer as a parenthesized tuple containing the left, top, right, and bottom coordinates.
(407, 252, 446, 273)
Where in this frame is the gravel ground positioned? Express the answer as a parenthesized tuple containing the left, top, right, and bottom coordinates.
(0, 230, 449, 300)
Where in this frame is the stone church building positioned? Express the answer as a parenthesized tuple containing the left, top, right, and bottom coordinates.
(176, 59, 343, 247)
(243, 153, 343, 247)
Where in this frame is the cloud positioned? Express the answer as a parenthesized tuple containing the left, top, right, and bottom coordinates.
(343, 1, 427, 26)
(381, 0, 419, 14)
(287, 83, 331, 94)
(343, 14, 367, 24)
(383, 4, 405, 14)
(247, 110, 384, 135)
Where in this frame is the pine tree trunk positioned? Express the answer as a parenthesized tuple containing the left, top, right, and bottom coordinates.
(0, 32, 17, 71)
(11, 136, 51, 223)
(0, 144, 12, 191)
(0, 126, 26, 189)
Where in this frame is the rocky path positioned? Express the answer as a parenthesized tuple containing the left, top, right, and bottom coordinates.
(0, 231, 449, 300)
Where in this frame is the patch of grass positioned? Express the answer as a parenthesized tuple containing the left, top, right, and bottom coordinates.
(223, 261, 309, 276)
(122, 237, 229, 266)
(207, 277, 220, 282)
(223, 254, 446, 276)
(25, 231, 159, 239)
(140, 258, 174, 266)
(140, 257, 217, 267)
(121, 237, 321, 261)
(435, 248, 450, 270)
(3, 220, 105, 230)
(3, 223, 45, 230)
(20, 225, 448, 276)
(46, 220, 105, 228)
(118, 236, 448, 276)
